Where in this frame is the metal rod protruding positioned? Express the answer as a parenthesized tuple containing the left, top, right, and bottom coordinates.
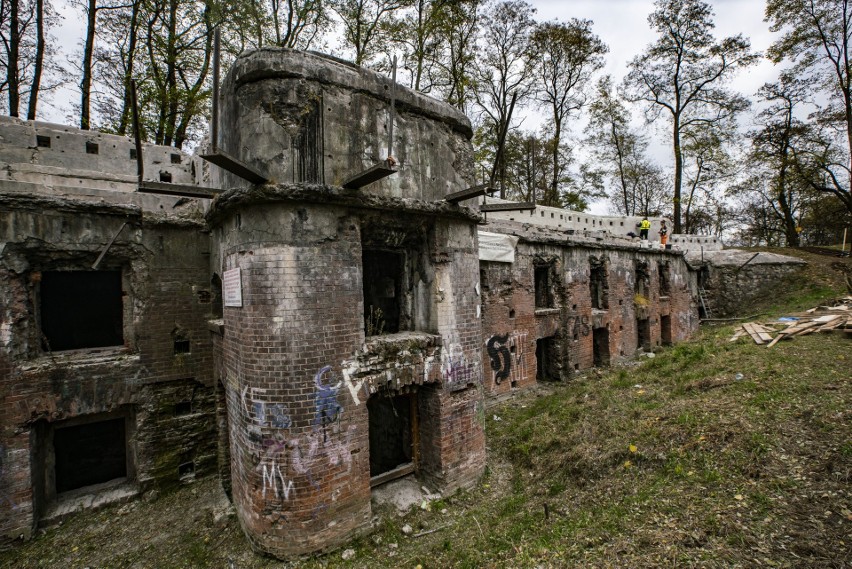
(388, 55, 397, 161)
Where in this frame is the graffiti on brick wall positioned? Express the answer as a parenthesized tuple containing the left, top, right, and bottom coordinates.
(312, 365, 343, 427)
(486, 331, 528, 385)
(258, 423, 356, 501)
(570, 315, 591, 338)
(441, 342, 480, 388)
(244, 365, 353, 504)
(242, 386, 292, 429)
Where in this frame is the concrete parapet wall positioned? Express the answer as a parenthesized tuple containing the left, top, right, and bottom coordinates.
(0, 116, 208, 213)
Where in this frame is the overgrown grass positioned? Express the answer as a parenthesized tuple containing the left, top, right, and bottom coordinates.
(3, 253, 850, 568)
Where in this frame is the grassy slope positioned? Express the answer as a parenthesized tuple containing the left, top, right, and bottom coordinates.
(2, 248, 850, 568)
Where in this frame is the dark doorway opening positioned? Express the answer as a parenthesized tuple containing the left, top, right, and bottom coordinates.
(40, 271, 123, 351)
(637, 318, 651, 351)
(593, 328, 610, 367)
(368, 393, 415, 482)
(536, 337, 558, 381)
(660, 315, 672, 345)
(363, 250, 403, 335)
(54, 418, 127, 494)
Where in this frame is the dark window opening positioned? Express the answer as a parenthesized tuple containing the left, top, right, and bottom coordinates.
(363, 250, 402, 335)
(637, 318, 651, 351)
(170, 153, 182, 164)
(211, 274, 223, 318)
(593, 328, 610, 367)
(589, 258, 609, 309)
(534, 266, 553, 308)
(174, 401, 192, 416)
(658, 262, 671, 297)
(129, 148, 137, 160)
(179, 461, 195, 479)
(536, 337, 558, 381)
(85, 141, 99, 154)
(54, 418, 126, 494)
(509, 309, 516, 319)
(159, 171, 172, 183)
(40, 271, 124, 351)
(36, 135, 51, 148)
(368, 394, 414, 478)
(174, 339, 190, 354)
(660, 315, 672, 346)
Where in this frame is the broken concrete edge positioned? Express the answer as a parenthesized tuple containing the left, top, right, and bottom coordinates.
(205, 183, 482, 227)
(684, 249, 809, 268)
(0, 192, 207, 230)
(0, 192, 141, 218)
(484, 219, 687, 255)
(230, 48, 473, 139)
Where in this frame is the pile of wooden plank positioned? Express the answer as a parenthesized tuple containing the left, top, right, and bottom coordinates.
(729, 297, 852, 347)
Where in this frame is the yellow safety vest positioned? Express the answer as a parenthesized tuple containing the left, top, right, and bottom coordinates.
(640, 219, 651, 230)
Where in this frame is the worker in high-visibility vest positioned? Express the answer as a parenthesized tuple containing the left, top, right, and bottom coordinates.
(639, 217, 651, 240)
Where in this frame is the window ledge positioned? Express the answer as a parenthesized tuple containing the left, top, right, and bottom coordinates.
(534, 308, 560, 316)
(363, 331, 442, 353)
(23, 348, 138, 371)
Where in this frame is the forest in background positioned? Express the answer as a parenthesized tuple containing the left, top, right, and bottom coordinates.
(1, 0, 851, 246)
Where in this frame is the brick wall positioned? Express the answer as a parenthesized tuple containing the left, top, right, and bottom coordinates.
(480, 226, 699, 395)
(209, 199, 485, 557)
(0, 199, 216, 544)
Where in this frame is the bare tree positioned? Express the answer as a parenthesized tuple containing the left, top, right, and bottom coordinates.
(531, 18, 606, 206)
(329, 0, 411, 67)
(623, 0, 758, 233)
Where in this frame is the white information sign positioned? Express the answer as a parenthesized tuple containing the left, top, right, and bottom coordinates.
(223, 268, 243, 307)
(478, 231, 519, 263)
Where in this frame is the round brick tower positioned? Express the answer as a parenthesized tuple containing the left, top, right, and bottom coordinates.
(207, 49, 486, 558)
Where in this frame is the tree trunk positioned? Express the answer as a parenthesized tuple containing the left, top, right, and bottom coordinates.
(672, 115, 683, 233)
(80, 0, 98, 129)
(26, 0, 45, 120)
(117, 2, 140, 136)
(8, 0, 20, 117)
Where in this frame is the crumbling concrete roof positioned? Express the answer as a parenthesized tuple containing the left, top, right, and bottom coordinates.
(684, 249, 807, 268)
(205, 183, 482, 226)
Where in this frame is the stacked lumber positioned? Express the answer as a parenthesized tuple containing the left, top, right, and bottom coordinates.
(728, 296, 852, 347)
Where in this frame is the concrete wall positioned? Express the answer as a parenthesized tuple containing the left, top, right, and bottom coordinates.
(688, 250, 807, 317)
(212, 49, 476, 202)
(0, 116, 208, 213)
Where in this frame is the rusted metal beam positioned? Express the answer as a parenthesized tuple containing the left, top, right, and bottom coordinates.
(137, 181, 222, 199)
(199, 149, 268, 184)
(445, 184, 491, 203)
(199, 29, 269, 185)
(342, 160, 397, 189)
(480, 202, 535, 212)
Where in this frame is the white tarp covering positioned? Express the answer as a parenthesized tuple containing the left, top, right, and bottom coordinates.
(478, 231, 519, 263)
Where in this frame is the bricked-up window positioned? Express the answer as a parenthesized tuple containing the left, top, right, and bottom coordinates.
(593, 328, 610, 366)
(363, 250, 402, 335)
(40, 271, 124, 351)
(589, 258, 609, 309)
(54, 418, 127, 493)
(658, 262, 671, 297)
(534, 265, 553, 308)
(660, 315, 672, 345)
